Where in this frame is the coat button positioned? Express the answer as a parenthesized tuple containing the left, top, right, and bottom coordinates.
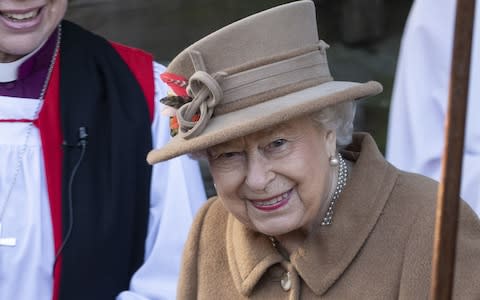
(280, 271, 291, 291)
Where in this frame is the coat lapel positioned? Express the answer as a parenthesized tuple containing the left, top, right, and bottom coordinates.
(226, 213, 284, 296)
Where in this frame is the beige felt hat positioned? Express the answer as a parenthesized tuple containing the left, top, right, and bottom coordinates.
(147, 0, 382, 164)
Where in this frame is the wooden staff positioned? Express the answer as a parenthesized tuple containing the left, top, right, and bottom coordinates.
(430, 0, 476, 299)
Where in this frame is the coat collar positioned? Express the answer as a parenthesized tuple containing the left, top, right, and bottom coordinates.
(225, 133, 400, 296)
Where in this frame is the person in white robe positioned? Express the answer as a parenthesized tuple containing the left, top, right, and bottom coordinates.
(0, 1, 206, 299)
(386, 0, 480, 216)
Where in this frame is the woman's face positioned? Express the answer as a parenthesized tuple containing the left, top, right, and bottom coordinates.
(208, 117, 337, 237)
(0, 0, 67, 62)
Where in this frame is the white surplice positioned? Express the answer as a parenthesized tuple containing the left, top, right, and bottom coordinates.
(386, 0, 480, 216)
(0, 61, 206, 300)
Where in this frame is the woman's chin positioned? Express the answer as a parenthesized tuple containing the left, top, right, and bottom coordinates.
(253, 219, 299, 237)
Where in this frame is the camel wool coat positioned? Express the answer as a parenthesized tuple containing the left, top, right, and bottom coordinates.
(177, 133, 480, 299)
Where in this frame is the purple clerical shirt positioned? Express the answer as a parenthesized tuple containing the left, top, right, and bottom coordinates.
(0, 29, 58, 99)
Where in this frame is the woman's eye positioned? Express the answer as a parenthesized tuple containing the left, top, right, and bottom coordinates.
(264, 138, 288, 154)
(220, 152, 240, 159)
(211, 151, 244, 162)
(270, 139, 287, 148)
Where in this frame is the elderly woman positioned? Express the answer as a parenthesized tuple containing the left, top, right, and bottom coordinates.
(147, 1, 480, 299)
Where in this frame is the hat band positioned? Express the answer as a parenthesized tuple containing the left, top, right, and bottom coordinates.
(177, 43, 333, 139)
(216, 48, 332, 115)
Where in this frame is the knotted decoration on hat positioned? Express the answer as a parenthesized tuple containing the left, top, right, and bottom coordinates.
(169, 42, 334, 139)
(176, 50, 225, 139)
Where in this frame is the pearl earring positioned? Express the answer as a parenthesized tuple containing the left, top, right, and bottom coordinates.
(329, 154, 339, 166)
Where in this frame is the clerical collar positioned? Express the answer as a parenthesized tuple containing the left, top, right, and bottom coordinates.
(0, 30, 55, 83)
(0, 52, 35, 83)
(0, 29, 58, 98)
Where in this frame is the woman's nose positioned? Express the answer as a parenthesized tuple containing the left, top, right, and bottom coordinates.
(244, 155, 275, 192)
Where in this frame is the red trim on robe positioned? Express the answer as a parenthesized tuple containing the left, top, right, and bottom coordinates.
(35, 43, 154, 300)
(111, 42, 155, 122)
(34, 53, 63, 300)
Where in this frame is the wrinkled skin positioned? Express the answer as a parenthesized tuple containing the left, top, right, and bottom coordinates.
(208, 117, 338, 253)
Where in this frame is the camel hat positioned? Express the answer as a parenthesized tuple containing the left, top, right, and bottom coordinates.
(147, 0, 382, 164)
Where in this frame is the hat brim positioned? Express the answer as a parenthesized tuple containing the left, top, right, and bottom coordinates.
(147, 80, 382, 164)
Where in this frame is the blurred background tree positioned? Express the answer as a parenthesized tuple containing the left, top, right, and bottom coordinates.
(66, 0, 413, 196)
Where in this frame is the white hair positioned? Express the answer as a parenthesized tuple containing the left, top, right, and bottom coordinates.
(310, 100, 356, 148)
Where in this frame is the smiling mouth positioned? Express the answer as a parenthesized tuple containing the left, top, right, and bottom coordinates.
(250, 189, 292, 208)
(1, 8, 41, 22)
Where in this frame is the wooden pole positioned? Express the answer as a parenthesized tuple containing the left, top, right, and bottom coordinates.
(430, 0, 476, 299)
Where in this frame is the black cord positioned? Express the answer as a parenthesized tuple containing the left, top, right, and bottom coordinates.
(52, 140, 86, 276)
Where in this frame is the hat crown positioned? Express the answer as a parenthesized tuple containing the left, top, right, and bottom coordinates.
(166, 0, 334, 139)
(168, 0, 321, 77)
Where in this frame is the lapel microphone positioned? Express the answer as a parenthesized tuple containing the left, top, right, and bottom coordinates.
(63, 126, 88, 148)
(53, 126, 88, 274)
(77, 126, 88, 147)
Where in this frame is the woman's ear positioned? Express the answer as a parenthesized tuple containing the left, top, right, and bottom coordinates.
(325, 129, 337, 156)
